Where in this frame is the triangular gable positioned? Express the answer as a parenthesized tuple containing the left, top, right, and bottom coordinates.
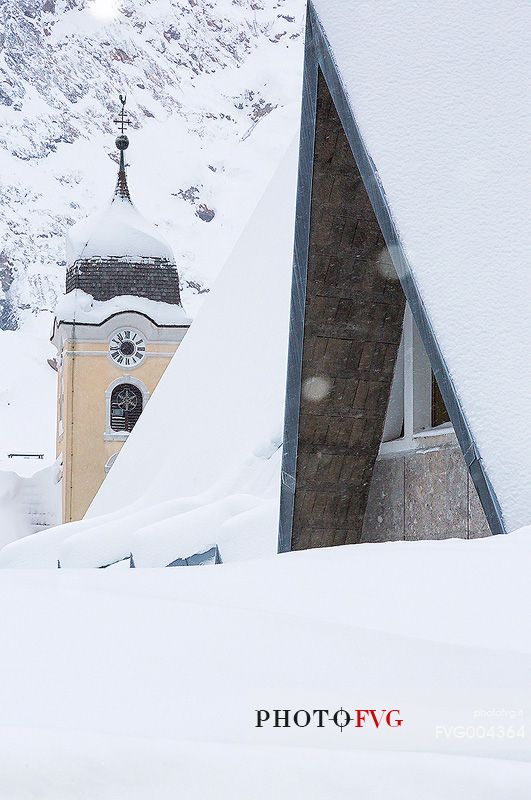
(279, 1, 531, 548)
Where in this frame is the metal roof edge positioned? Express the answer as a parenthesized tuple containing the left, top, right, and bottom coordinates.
(278, 10, 319, 553)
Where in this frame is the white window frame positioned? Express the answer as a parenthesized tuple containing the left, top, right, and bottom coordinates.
(104, 376, 150, 441)
(380, 305, 454, 455)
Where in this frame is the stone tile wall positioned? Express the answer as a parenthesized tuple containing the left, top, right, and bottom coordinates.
(291, 71, 405, 550)
(361, 438, 491, 542)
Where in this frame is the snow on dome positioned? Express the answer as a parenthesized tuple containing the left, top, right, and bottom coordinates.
(66, 194, 175, 267)
(63, 138, 183, 308)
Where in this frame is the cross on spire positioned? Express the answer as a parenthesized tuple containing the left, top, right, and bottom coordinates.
(114, 93, 131, 134)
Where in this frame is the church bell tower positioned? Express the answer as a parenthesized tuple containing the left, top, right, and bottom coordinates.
(52, 96, 190, 523)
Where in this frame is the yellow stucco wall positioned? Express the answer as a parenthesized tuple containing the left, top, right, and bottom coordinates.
(57, 339, 179, 523)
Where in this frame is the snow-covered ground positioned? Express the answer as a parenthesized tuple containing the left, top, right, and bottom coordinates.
(0, 530, 530, 797)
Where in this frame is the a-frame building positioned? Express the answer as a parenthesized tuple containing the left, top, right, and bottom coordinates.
(279, 1, 529, 551)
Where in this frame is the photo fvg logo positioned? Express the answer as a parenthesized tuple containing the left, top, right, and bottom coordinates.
(256, 708, 403, 732)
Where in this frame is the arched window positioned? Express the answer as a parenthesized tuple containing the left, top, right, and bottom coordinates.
(110, 383, 143, 433)
(104, 377, 149, 441)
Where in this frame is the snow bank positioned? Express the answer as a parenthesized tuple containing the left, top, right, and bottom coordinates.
(54, 289, 191, 326)
(0, 531, 530, 796)
(0, 461, 61, 548)
(0, 138, 298, 568)
(0, 313, 57, 475)
(311, 0, 531, 531)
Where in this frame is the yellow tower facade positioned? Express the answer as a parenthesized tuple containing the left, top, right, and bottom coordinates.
(53, 107, 190, 523)
(53, 312, 188, 522)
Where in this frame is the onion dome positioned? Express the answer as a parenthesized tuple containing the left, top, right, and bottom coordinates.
(65, 96, 182, 307)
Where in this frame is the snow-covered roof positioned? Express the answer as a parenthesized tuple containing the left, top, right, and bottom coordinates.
(309, 0, 531, 533)
(66, 193, 174, 267)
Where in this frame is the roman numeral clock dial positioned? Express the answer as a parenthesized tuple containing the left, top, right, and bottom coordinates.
(109, 328, 146, 368)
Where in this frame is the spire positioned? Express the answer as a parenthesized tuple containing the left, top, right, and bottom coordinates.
(65, 90, 183, 307)
(115, 146, 131, 201)
(113, 93, 132, 202)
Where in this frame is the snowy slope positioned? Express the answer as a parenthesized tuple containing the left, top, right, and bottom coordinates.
(0, 0, 304, 471)
(0, 530, 530, 796)
(311, 0, 531, 531)
(0, 138, 298, 568)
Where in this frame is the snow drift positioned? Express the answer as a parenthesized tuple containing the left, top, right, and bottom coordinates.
(0, 530, 530, 797)
(0, 461, 61, 546)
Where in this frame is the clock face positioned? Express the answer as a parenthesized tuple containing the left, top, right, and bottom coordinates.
(109, 328, 146, 368)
